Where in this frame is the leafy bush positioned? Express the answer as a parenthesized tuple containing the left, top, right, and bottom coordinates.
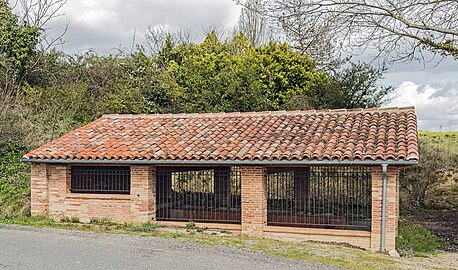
(396, 219, 445, 257)
(0, 142, 31, 217)
(400, 131, 458, 211)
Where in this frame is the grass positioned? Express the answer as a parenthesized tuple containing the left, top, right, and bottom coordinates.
(418, 131, 458, 138)
(186, 234, 399, 270)
(396, 218, 446, 257)
(0, 215, 453, 270)
(0, 215, 55, 227)
(0, 215, 160, 235)
(418, 131, 458, 153)
(125, 222, 158, 233)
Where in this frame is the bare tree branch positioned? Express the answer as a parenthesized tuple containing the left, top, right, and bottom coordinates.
(13, 0, 69, 52)
(242, 0, 458, 64)
(145, 25, 194, 54)
(237, 0, 272, 46)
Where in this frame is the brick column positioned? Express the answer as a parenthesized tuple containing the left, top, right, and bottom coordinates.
(130, 165, 156, 222)
(48, 165, 71, 216)
(30, 163, 50, 215)
(241, 166, 267, 237)
(370, 166, 399, 251)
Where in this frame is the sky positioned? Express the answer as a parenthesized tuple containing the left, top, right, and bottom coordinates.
(15, 0, 458, 131)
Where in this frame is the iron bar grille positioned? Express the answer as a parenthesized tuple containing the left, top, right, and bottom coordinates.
(267, 167, 372, 231)
(156, 166, 241, 224)
(70, 166, 130, 194)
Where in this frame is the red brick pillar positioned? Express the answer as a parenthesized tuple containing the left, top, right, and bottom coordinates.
(241, 166, 267, 237)
(30, 163, 50, 215)
(370, 166, 399, 251)
(130, 165, 156, 222)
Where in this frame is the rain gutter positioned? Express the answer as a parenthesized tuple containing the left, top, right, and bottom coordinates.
(21, 158, 418, 166)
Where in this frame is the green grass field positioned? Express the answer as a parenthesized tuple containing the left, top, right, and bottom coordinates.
(418, 131, 458, 152)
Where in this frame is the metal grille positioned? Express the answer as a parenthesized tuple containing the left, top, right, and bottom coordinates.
(267, 167, 372, 231)
(70, 166, 130, 194)
(156, 166, 241, 223)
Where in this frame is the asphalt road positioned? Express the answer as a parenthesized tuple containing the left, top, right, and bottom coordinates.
(0, 225, 337, 270)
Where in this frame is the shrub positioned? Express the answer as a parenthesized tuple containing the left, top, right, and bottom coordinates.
(396, 218, 445, 257)
(0, 142, 31, 217)
(400, 131, 458, 211)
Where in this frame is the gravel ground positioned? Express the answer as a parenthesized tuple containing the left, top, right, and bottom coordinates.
(0, 225, 338, 270)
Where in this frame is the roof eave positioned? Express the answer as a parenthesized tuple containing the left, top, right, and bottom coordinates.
(20, 157, 419, 166)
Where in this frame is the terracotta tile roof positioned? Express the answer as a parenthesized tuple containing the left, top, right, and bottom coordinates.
(23, 107, 419, 162)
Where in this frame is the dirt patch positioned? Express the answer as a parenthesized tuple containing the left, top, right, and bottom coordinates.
(407, 210, 458, 253)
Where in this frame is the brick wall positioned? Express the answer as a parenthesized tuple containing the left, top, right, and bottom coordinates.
(263, 226, 371, 248)
(370, 166, 400, 251)
(131, 165, 156, 221)
(30, 164, 155, 223)
(239, 165, 400, 251)
(30, 164, 49, 215)
(30, 163, 400, 251)
(241, 166, 267, 236)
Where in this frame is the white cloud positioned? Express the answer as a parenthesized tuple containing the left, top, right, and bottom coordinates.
(386, 81, 458, 131)
(43, 0, 242, 54)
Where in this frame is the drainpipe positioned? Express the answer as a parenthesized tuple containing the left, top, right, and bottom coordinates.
(380, 163, 388, 251)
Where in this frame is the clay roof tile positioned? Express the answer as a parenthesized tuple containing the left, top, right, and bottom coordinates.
(24, 107, 419, 162)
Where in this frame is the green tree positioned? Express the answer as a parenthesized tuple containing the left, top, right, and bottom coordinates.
(0, 0, 39, 92)
(254, 41, 328, 109)
(315, 62, 392, 109)
(158, 32, 328, 112)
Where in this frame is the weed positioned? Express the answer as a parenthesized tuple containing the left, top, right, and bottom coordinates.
(89, 217, 115, 225)
(60, 216, 70, 222)
(69, 216, 80, 223)
(186, 220, 196, 231)
(171, 231, 184, 238)
(196, 227, 207, 233)
(126, 223, 158, 233)
(396, 218, 446, 257)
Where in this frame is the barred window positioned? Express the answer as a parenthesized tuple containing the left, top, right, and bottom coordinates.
(70, 166, 130, 194)
(156, 166, 241, 224)
(267, 167, 372, 231)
